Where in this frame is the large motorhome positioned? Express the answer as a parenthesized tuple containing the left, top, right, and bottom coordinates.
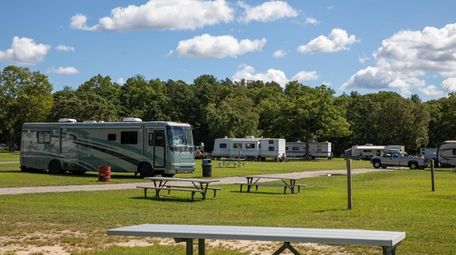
(437, 140, 456, 167)
(20, 118, 195, 177)
(285, 141, 332, 159)
(211, 137, 286, 161)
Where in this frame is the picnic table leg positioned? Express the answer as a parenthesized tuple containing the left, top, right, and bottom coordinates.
(382, 245, 397, 255)
(154, 189, 160, 199)
(174, 238, 194, 255)
(198, 239, 206, 255)
(272, 242, 300, 255)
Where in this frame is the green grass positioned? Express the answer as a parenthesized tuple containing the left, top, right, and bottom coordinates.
(0, 151, 372, 187)
(1, 170, 455, 254)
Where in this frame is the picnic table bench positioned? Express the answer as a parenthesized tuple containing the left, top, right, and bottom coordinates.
(236, 175, 305, 194)
(218, 157, 246, 168)
(108, 224, 406, 255)
(137, 177, 220, 201)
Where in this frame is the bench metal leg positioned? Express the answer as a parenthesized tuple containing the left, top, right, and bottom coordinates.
(272, 242, 300, 255)
(382, 245, 397, 255)
(174, 238, 194, 255)
(144, 188, 147, 198)
(239, 184, 243, 192)
(198, 239, 205, 255)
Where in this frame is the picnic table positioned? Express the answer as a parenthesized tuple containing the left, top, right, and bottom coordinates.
(107, 224, 406, 255)
(137, 177, 221, 201)
(236, 175, 305, 194)
(218, 157, 246, 168)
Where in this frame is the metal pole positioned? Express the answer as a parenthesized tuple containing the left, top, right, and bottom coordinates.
(346, 158, 352, 210)
(431, 160, 435, 192)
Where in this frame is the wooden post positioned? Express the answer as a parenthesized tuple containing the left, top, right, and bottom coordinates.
(431, 160, 435, 192)
(346, 158, 352, 210)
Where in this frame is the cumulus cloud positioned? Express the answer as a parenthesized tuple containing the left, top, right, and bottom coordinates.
(239, 1, 298, 23)
(342, 23, 456, 97)
(272, 49, 286, 58)
(304, 17, 319, 25)
(232, 65, 319, 87)
(0, 36, 50, 65)
(55, 44, 75, 52)
(71, 0, 233, 31)
(49, 66, 79, 75)
(298, 28, 358, 54)
(173, 34, 266, 59)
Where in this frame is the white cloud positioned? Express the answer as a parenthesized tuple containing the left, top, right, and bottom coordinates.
(342, 23, 456, 97)
(232, 65, 319, 87)
(298, 28, 358, 54)
(55, 44, 75, 52)
(358, 54, 370, 64)
(71, 0, 233, 31)
(272, 49, 286, 58)
(304, 17, 318, 25)
(49, 66, 79, 75)
(117, 77, 126, 85)
(0, 36, 50, 65)
(291, 71, 319, 81)
(239, 1, 298, 23)
(173, 34, 266, 59)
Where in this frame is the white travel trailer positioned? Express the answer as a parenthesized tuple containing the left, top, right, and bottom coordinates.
(285, 142, 332, 159)
(20, 118, 195, 177)
(437, 140, 456, 167)
(346, 144, 386, 160)
(211, 137, 286, 161)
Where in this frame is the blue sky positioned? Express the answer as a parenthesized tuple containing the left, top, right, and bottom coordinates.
(1, 0, 456, 100)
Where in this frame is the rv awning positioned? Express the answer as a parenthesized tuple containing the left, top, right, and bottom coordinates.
(354, 146, 385, 150)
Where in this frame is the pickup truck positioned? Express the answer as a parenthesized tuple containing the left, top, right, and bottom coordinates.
(371, 150, 428, 169)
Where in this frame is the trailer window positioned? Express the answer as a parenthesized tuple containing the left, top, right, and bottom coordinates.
(219, 143, 227, 149)
(233, 143, 242, 149)
(268, 146, 274, 151)
(292, 146, 299, 151)
(246, 143, 256, 149)
(269, 140, 274, 144)
(453, 149, 456, 155)
(107, 134, 116, 141)
(121, 131, 138, 144)
(37, 131, 51, 144)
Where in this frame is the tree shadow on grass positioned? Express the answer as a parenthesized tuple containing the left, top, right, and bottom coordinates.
(129, 196, 207, 203)
(312, 208, 349, 213)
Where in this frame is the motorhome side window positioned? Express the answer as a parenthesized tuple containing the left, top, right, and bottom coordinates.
(268, 140, 274, 144)
(107, 134, 116, 141)
(292, 146, 299, 151)
(233, 143, 242, 149)
(246, 143, 256, 149)
(453, 149, 456, 155)
(148, 133, 154, 146)
(121, 131, 138, 144)
(37, 131, 51, 144)
(219, 143, 227, 149)
(268, 146, 274, 151)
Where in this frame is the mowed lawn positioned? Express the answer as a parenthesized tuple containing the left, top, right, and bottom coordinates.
(0, 151, 372, 187)
(0, 166, 456, 254)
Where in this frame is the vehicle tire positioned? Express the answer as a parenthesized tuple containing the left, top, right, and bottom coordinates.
(373, 160, 382, 169)
(138, 163, 154, 178)
(409, 162, 418, 170)
(20, 166, 29, 172)
(48, 160, 63, 174)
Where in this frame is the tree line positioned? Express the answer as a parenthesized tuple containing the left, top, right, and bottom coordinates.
(1, 65, 455, 155)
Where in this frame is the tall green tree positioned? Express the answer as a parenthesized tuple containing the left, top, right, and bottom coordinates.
(0, 66, 53, 150)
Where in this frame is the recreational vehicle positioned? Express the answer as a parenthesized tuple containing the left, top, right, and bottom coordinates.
(437, 140, 456, 167)
(346, 144, 405, 160)
(20, 118, 195, 177)
(285, 141, 332, 159)
(211, 137, 286, 161)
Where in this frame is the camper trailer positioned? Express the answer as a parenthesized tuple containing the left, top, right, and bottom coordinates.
(20, 118, 195, 177)
(437, 140, 456, 167)
(347, 144, 386, 160)
(285, 141, 332, 159)
(212, 137, 285, 161)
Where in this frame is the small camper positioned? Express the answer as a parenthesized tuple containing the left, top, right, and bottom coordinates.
(437, 140, 456, 167)
(212, 137, 285, 161)
(285, 141, 332, 159)
(20, 118, 196, 177)
(347, 144, 386, 160)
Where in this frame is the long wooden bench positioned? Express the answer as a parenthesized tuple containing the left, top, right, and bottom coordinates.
(137, 185, 222, 201)
(235, 182, 306, 194)
(108, 224, 406, 255)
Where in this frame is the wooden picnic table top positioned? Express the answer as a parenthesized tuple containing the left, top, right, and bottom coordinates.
(144, 177, 219, 184)
(244, 175, 302, 181)
(108, 224, 405, 247)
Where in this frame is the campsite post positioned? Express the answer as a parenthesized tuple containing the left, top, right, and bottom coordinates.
(346, 158, 352, 209)
(431, 159, 435, 192)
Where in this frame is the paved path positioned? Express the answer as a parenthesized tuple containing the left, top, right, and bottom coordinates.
(0, 168, 383, 196)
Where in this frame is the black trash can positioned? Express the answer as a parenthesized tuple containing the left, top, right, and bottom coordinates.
(202, 159, 212, 177)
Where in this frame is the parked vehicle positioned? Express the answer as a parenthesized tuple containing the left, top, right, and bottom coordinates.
(212, 137, 285, 161)
(371, 149, 428, 169)
(20, 118, 195, 177)
(346, 144, 405, 160)
(285, 141, 332, 159)
(437, 140, 456, 167)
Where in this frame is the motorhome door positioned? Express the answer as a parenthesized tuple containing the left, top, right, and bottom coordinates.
(146, 129, 165, 168)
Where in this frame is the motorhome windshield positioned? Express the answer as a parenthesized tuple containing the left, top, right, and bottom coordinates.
(166, 126, 193, 148)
